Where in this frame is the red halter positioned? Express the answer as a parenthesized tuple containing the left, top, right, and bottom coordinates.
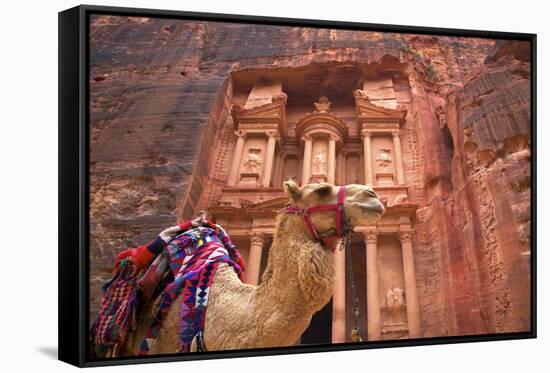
(282, 186, 348, 252)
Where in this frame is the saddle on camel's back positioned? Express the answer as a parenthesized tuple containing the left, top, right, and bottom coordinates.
(90, 217, 246, 357)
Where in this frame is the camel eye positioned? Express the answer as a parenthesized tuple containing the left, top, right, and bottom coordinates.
(315, 185, 332, 197)
(364, 189, 378, 199)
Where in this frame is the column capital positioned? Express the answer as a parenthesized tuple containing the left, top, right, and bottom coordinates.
(362, 229, 379, 244)
(266, 129, 280, 139)
(234, 129, 247, 138)
(329, 133, 340, 142)
(360, 129, 374, 139)
(301, 134, 313, 143)
(390, 129, 401, 137)
(399, 230, 415, 243)
(250, 232, 265, 246)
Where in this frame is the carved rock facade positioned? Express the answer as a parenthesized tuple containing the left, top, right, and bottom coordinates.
(89, 16, 532, 342)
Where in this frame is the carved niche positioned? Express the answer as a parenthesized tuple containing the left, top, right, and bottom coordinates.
(376, 148, 393, 169)
(282, 156, 299, 183)
(348, 166, 359, 184)
(240, 148, 263, 186)
(345, 154, 360, 184)
(382, 285, 408, 339)
(244, 148, 262, 172)
(372, 136, 396, 186)
(385, 287, 406, 324)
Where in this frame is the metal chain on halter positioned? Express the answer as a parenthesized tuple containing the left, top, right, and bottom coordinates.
(337, 218, 363, 342)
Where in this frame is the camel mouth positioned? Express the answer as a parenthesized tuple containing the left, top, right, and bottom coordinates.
(353, 201, 385, 215)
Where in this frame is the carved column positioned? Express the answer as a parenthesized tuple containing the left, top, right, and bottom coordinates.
(228, 130, 246, 186)
(336, 151, 344, 185)
(262, 130, 279, 187)
(332, 241, 346, 343)
(400, 230, 421, 337)
(392, 130, 405, 185)
(327, 135, 337, 185)
(272, 154, 280, 188)
(301, 135, 313, 186)
(342, 152, 347, 185)
(274, 153, 285, 187)
(246, 232, 265, 285)
(364, 229, 381, 340)
(361, 130, 374, 186)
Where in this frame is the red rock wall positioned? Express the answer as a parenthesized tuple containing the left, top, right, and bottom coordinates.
(89, 15, 531, 335)
(409, 41, 531, 336)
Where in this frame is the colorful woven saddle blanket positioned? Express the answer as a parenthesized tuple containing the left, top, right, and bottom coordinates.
(165, 225, 245, 277)
(90, 259, 143, 353)
(139, 227, 244, 354)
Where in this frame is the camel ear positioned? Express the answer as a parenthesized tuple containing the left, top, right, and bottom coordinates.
(314, 183, 332, 197)
(283, 180, 301, 202)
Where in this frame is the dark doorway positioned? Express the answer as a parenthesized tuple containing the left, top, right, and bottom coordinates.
(300, 298, 333, 344)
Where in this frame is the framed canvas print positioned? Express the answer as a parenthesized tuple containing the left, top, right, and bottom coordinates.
(58, 4, 536, 367)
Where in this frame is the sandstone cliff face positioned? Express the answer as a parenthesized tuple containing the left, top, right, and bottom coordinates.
(411, 44, 531, 336)
(89, 15, 531, 336)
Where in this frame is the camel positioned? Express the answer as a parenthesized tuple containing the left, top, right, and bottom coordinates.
(125, 181, 385, 354)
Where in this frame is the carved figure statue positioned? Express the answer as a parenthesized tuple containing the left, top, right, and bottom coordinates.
(376, 148, 393, 169)
(386, 287, 405, 324)
(386, 287, 405, 310)
(312, 151, 327, 174)
(244, 149, 262, 173)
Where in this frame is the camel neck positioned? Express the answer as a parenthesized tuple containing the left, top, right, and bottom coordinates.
(259, 213, 311, 285)
(256, 213, 334, 312)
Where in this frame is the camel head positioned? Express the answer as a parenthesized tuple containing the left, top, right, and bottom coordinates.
(274, 180, 384, 311)
(283, 180, 385, 238)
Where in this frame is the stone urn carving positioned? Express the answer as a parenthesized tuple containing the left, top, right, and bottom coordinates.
(314, 95, 331, 113)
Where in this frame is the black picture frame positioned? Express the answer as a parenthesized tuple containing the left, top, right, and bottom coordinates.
(59, 4, 537, 367)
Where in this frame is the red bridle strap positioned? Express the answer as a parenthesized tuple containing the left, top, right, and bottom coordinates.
(282, 186, 347, 251)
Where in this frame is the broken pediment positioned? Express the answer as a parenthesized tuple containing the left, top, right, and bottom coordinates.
(230, 93, 288, 135)
(248, 196, 290, 211)
(354, 89, 407, 124)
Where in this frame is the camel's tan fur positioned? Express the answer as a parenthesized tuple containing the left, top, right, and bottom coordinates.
(126, 181, 384, 354)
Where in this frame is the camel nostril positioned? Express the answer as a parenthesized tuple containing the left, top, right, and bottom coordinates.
(372, 203, 384, 214)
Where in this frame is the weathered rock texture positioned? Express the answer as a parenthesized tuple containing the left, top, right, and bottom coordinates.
(89, 15, 531, 337)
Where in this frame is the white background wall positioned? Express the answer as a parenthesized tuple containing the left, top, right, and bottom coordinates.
(0, 0, 546, 371)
